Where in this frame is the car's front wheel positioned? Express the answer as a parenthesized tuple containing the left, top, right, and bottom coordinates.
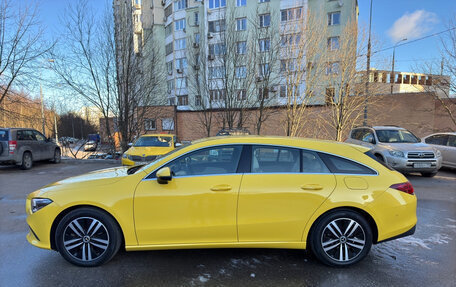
(51, 148, 61, 163)
(309, 210, 373, 267)
(55, 207, 122, 267)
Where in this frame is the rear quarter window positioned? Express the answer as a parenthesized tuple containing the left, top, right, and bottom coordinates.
(0, 129, 8, 141)
(318, 153, 377, 175)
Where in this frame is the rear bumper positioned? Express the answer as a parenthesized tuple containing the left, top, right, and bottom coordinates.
(377, 225, 416, 244)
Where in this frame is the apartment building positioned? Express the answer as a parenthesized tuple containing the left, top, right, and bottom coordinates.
(115, 0, 358, 110)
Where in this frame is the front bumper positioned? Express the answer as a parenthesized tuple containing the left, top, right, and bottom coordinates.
(25, 196, 58, 250)
(121, 157, 135, 166)
(385, 155, 442, 173)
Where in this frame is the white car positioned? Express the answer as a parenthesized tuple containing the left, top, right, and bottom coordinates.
(422, 132, 456, 169)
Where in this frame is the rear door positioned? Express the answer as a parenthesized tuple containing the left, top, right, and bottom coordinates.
(17, 130, 39, 160)
(444, 135, 456, 167)
(424, 134, 450, 166)
(33, 130, 53, 160)
(0, 129, 9, 158)
(237, 145, 336, 243)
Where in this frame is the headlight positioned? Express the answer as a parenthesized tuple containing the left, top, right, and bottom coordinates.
(388, 150, 404, 157)
(31, 198, 53, 213)
(435, 150, 441, 157)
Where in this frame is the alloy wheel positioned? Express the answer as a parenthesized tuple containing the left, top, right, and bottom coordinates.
(320, 218, 366, 262)
(62, 217, 110, 262)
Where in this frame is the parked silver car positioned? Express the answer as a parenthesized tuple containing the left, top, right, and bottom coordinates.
(346, 126, 442, 177)
(422, 132, 456, 169)
(0, 128, 61, 170)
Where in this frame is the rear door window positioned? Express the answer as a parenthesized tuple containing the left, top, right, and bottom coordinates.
(16, 130, 35, 141)
(252, 146, 300, 173)
(448, 136, 456, 147)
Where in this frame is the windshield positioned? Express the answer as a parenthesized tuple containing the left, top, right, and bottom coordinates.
(134, 136, 173, 147)
(376, 129, 420, 143)
(135, 143, 191, 174)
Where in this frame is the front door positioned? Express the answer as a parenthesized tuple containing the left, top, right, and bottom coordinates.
(134, 145, 244, 245)
(238, 146, 337, 242)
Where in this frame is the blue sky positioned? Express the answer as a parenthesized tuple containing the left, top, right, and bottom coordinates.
(358, 0, 456, 72)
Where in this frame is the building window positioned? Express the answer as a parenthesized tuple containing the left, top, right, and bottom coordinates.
(194, 33, 200, 44)
(258, 88, 269, 100)
(259, 14, 270, 28)
(236, 0, 246, 7)
(208, 19, 226, 33)
(174, 0, 187, 11)
(195, 95, 202, 106)
(165, 4, 173, 17)
(281, 7, 303, 22)
(209, 89, 226, 102)
(259, 63, 270, 76)
(208, 66, 225, 79)
(165, 43, 173, 55)
(165, 24, 173, 37)
(145, 119, 156, 131)
(174, 38, 186, 50)
(162, 118, 175, 130)
(259, 0, 270, 3)
(325, 87, 335, 104)
(235, 66, 247, 78)
(135, 0, 142, 5)
(176, 77, 188, 88)
(328, 11, 341, 26)
(175, 18, 186, 31)
(194, 12, 199, 25)
(280, 85, 287, 97)
(326, 62, 340, 75)
(236, 18, 247, 31)
(327, 36, 340, 50)
(167, 79, 174, 92)
(176, 58, 187, 70)
(236, 41, 247, 54)
(178, 95, 189, 106)
(208, 0, 226, 9)
(237, 89, 247, 100)
(209, 43, 226, 55)
(166, 61, 173, 74)
(259, 38, 270, 52)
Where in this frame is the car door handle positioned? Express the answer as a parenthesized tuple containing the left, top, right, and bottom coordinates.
(210, 184, 232, 192)
(301, 184, 323, 191)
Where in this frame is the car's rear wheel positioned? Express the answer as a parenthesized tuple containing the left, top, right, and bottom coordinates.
(309, 210, 372, 267)
(421, 172, 437, 177)
(51, 148, 61, 163)
(20, 152, 33, 170)
(55, 208, 121, 267)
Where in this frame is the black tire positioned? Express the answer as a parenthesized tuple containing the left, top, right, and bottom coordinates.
(20, 152, 33, 170)
(51, 148, 61, 164)
(55, 207, 122, 267)
(421, 172, 437, 177)
(309, 209, 373, 267)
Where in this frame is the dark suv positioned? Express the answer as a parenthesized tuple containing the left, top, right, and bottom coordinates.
(0, 128, 61, 170)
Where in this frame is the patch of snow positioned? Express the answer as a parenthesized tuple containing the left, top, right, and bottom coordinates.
(445, 225, 456, 229)
(250, 273, 256, 278)
(446, 218, 456, 223)
(396, 233, 452, 250)
(198, 274, 211, 283)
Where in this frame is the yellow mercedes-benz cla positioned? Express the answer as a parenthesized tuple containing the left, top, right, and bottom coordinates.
(26, 136, 417, 267)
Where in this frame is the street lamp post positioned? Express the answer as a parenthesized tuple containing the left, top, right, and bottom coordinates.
(39, 59, 55, 137)
(390, 38, 407, 94)
(363, 0, 373, 126)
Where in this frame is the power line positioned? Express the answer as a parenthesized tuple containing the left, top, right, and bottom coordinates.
(358, 26, 456, 57)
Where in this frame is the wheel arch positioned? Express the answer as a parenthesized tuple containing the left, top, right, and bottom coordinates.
(305, 206, 379, 247)
(49, 204, 126, 250)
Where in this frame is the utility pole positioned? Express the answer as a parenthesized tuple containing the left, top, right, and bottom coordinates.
(391, 38, 407, 94)
(363, 0, 373, 126)
(40, 84, 46, 136)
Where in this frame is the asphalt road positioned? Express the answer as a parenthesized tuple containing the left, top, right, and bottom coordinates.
(0, 160, 455, 287)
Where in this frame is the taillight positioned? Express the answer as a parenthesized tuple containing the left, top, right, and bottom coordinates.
(390, 182, 414, 195)
(8, 140, 17, 154)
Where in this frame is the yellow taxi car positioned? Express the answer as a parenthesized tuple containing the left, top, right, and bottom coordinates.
(26, 136, 417, 267)
(121, 134, 177, 166)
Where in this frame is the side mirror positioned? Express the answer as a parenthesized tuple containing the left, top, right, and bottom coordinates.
(156, 167, 172, 184)
(175, 142, 182, 147)
(368, 137, 376, 144)
(128, 143, 133, 147)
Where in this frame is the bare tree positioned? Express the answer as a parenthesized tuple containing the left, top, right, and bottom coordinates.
(50, 0, 116, 148)
(113, 0, 166, 151)
(0, 0, 53, 106)
(281, 9, 329, 137)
